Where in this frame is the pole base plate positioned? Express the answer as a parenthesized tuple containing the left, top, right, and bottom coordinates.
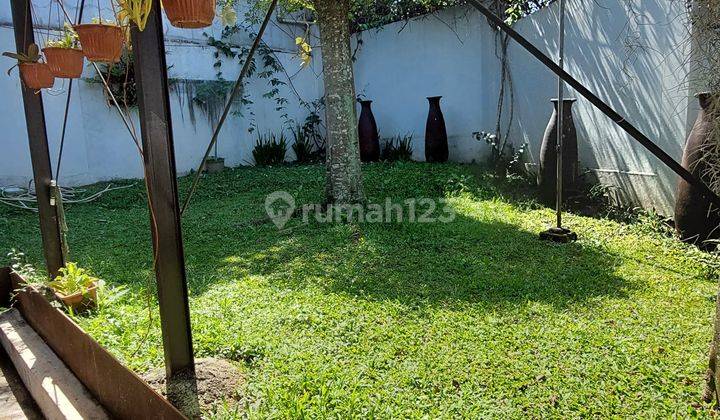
(539, 227, 578, 243)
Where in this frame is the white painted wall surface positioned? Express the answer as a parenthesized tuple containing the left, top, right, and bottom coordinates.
(0, 0, 697, 215)
(352, 1, 695, 214)
(0, 1, 324, 186)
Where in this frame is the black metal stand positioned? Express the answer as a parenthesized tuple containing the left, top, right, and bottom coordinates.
(540, 227, 578, 243)
(538, 0, 577, 244)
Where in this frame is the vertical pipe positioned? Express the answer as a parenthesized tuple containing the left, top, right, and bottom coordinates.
(130, 0, 194, 381)
(10, 0, 65, 277)
(555, 0, 566, 229)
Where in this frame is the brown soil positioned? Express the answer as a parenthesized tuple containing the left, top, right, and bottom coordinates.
(143, 358, 246, 417)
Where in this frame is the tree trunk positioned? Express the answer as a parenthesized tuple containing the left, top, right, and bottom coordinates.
(314, 0, 365, 205)
(704, 276, 720, 405)
(694, 0, 720, 405)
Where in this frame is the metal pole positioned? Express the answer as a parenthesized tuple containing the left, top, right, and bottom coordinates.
(55, 0, 85, 181)
(466, 0, 720, 209)
(180, 0, 278, 216)
(10, 0, 65, 277)
(555, 0, 566, 229)
(130, 0, 194, 382)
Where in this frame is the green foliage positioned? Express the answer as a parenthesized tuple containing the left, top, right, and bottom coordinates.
(46, 24, 80, 49)
(49, 262, 99, 296)
(253, 132, 288, 166)
(3, 43, 41, 75)
(381, 134, 414, 162)
(473, 131, 528, 179)
(87, 52, 137, 108)
(7, 249, 39, 283)
(1, 163, 714, 417)
(291, 108, 326, 163)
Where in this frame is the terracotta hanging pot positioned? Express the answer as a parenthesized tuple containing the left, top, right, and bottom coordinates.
(19, 62, 54, 90)
(538, 98, 579, 207)
(163, 0, 216, 29)
(42, 47, 84, 78)
(425, 96, 448, 163)
(675, 92, 720, 249)
(74, 24, 125, 63)
(358, 100, 380, 162)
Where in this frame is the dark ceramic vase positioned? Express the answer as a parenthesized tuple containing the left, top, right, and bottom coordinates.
(425, 96, 449, 163)
(358, 100, 380, 162)
(538, 98, 579, 207)
(675, 92, 720, 249)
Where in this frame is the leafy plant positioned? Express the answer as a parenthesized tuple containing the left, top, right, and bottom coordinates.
(217, 0, 238, 26)
(117, 0, 153, 31)
(2, 43, 41, 75)
(473, 131, 528, 179)
(48, 262, 99, 296)
(7, 249, 39, 282)
(91, 17, 121, 25)
(253, 133, 288, 166)
(381, 134, 414, 162)
(46, 24, 80, 49)
(291, 122, 324, 164)
(88, 52, 137, 108)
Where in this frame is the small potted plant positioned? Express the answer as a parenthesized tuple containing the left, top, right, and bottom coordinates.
(163, 0, 216, 28)
(3, 43, 54, 90)
(43, 23, 84, 79)
(74, 18, 125, 63)
(48, 262, 101, 311)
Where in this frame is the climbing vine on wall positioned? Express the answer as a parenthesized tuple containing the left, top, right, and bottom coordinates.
(202, 14, 296, 134)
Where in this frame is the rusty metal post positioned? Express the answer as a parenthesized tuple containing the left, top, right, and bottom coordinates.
(129, 0, 195, 384)
(10, 0, 65, 277)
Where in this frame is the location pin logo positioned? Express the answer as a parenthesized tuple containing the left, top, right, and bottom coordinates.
(265, 191, 296, 229)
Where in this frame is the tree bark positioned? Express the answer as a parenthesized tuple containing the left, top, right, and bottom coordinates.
(314, 0, 365, 205)
(704, 278, 720, 404)
(694, 0, 720, 406)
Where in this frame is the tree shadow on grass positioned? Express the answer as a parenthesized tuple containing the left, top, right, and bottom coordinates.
(204, 210, 632, 310)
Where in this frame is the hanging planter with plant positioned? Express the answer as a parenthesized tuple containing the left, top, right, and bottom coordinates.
(163, 0, 216, 29)
(74, 19, 125, 63)
(43, 24, 84, 78)
(2, 43, 54, 90)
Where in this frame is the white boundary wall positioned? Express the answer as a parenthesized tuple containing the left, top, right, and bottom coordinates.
(0, 1, 324, 186)
(1, 0, 697, 214)
(352, 0, 696, 214)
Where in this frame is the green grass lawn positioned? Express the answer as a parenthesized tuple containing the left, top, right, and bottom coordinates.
(0, 162, 717, 417)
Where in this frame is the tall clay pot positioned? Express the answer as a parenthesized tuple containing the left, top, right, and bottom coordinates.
(675, 92, 720, 249)
(425, 96, 449, 163)
(358, 100, 380, 162)
(538, 98, 579, 207)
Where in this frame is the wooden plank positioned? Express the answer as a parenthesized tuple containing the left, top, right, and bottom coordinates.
(130, 0, 194, 380)
(9, 0, 65, 277)
(0, 308, 110, 419)
(0, 269, 186, 419)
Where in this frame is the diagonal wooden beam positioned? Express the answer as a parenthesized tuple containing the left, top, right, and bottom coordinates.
(467, 0, 720, 209)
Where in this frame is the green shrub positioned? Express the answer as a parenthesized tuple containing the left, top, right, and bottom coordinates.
(253, 133, 287, 166)
(291, 125, 319, 164)
(381, 134, 414, 162)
